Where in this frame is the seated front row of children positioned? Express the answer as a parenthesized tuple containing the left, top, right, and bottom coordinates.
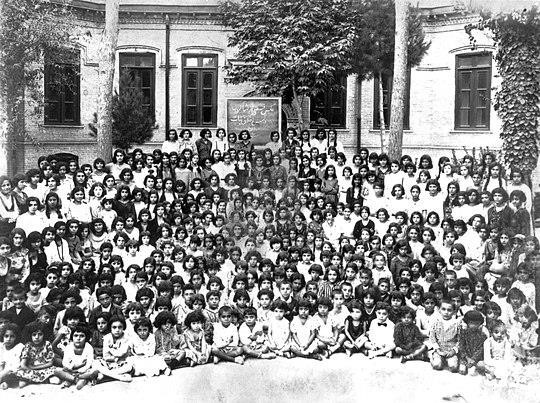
(0, 283, 538, 390)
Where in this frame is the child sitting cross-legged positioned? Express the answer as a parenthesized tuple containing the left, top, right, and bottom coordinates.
(429, 298, 460, 373)
(0, 323, 24, 389)
(311, 297, 339, 359)
(365, 302, 395, 359)
(129, 317, 170, 377)
(54, 324, 99, 389)
(183, 310, 211, 366)
(211, 306, 244, 365)
(239, 307, 276, 360)
(393, 306, 427, 363)
(267, 300, 291, 358)
(93, 315, 133, 382)
(290, 299, 322, 360)
(153, 311, 186, 369)
(343, 300, 368, 357)
(458, 310, 487, 375)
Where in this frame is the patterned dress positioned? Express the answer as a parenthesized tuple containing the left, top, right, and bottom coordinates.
(16, 341, 56, 383)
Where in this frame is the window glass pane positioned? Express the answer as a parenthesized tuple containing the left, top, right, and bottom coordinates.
(186, 89, 197, 106)
(120, 54, 154, 68)
(460, 110, 470, 127)
(187, 72, 198, 89)
(202, 89, 213, 106)
(460, 72, 471, 89)
(458, 56, 473, 68)
(460, 91, 470, 108)
(477, 70, 488, 89)
(202, 72, 213, 89)
(45, 102, 60, 122)
(184, 57, 198, 67)
(187, 107, 197, 123)
(202, 107, 212, 124)
(64, 103, 74, 121)
(141, 70, 151, 87)
(477, 90, 488, 107)
(203, 57, 216, 67)
(477, 108, 487, 126)
(142, 89, 151, 105)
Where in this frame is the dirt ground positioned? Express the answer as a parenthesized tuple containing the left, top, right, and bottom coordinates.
(3, 353, 539, 403)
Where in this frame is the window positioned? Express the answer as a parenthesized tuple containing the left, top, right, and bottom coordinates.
(455, 53, 491, 130)
(119, 53, 156, 119)
(44, 50, 80, 125)
(182, 55, 218, 127)
(373, 72, 410, 130)
(310, 74, 347, 128)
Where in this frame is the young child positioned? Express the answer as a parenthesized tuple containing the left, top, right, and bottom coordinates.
(484, 320, 513, 380)
(90, 312, 110, 359)
(393, 306, 426, 362)
(458, 310, 487, 375)
(511, 263, 535, 309)
(129, 317, 170, 377)
(311, 297, 338, 359)
(153, 311, 185, 369)
(0, 323, 23, 389)
(94, 315, 133, 382)
(343, 300, 367, 356)
(289, 299, 321, 360)
(239, 307, 275, 360)
(52, 306, 86, 364)
(327, 290, 349, 353)
(16, 321, 58, 387)
(183, 310, 211, 366)
(429, 298, 460, 372)
(7, 285, 36, 331)
(365, 302, 395, 358)
(211, 306, 244, 364)
(512, 304, 539, 364)
(267, 300, 291, 357)
(55, 324, 98, 389)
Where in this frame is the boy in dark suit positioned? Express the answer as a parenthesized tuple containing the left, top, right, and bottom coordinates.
(7, 285, 36, 330)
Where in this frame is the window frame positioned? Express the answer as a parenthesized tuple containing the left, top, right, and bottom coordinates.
(181, 54, 218, 127)
(118, 52, 156, 120)
(454, 52, 492, 130)
(309, 74, 347, 129)
(44, 50, 81, 126)
(373, 70, 410, 130)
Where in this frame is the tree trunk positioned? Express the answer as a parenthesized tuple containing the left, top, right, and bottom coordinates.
(96, 0, 120, 161)
(388, 0, 409, 160)
(291, 86, 306, 130)
(378, 71, 387, 154)
(0, 0, 6, 175)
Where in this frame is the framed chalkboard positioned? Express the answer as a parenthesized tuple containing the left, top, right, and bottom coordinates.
(226, 97, 282, 145)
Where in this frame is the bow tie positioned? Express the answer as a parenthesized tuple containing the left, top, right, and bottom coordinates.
(378, 322, 387, 327)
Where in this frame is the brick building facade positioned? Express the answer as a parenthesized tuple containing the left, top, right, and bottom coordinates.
(17, 0, 519, 177)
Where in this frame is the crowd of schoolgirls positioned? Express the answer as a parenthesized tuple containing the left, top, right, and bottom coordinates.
(0, 126, 539, 390)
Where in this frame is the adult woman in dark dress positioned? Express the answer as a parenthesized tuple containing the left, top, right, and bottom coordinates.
(0, 176, 19, 237)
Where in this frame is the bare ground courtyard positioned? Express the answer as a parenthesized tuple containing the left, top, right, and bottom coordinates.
(2, 353, 539, 403)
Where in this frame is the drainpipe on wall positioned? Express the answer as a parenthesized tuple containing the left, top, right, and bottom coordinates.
(165, 14, 171, 135)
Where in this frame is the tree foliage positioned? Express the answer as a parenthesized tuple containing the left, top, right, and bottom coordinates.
(112, 72, 155, 150)
(0, 0, 78, 174)
(466, 7, 540, 180)
(351, 0, 430, 81)
(220, 0, 358, 127)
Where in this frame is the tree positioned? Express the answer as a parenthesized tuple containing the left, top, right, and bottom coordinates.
(351, 0, 429, 153)
(220, 0, 358, 129)
(112, 72, 155, 150)
(465, 7, 540, 186)
(0, 0, 77, 175)
(96, 0, 120, 162)
(388, 0, 409, 160)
